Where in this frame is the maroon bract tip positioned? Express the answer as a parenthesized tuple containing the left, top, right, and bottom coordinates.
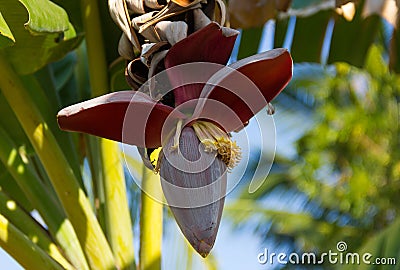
(230, 48, 293, 103)
(57, 91, 185, 148)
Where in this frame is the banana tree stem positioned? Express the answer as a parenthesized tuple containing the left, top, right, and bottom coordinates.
(81, 0, 109, 97)
(0, 127, 89, 270)
(139, 165, 163, 270)
(0, 53, 116, 270)
(0, 214, 65, 270)
(0, 190, 75, 270)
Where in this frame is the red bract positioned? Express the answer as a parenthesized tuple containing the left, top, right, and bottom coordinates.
(58, 23, 292, 147)
(57, 22, 293, 257)
(164, 23, 238, 106)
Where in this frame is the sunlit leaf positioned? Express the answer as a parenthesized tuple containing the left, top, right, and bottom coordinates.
(139, 165, 162, 269)
(0, 126, 89, 270)
(0, 165, 32, 212)
(364, 44, 388, 77)
(18, 0, 69, 33)
(0, 1, 81, 74)
(0, 51, 116, 269)
(0, 12, 14, 48)
(0, 189, 74, 269)
(22, 74, 83, 182)
(0, 214, 66, 270)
